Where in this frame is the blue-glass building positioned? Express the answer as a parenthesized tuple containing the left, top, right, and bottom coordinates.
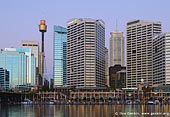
(0, 68, 9, 90)
(53, 26, 67, 87)
(0, 48, 36, 89)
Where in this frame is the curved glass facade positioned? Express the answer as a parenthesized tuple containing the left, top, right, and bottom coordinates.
(0, 50, 27, 89)
(0, 48, 36, 89)
(53, 26, 67, 87)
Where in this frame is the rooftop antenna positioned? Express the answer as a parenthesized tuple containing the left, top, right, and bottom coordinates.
(116, 19, 118, 32)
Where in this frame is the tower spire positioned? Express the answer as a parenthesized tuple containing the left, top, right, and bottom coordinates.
(116, 19, 118, 32)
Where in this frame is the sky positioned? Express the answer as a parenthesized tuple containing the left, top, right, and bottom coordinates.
(0, 0, 170, 78)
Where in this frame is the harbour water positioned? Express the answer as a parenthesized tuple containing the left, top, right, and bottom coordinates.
(1, 104, 170, 117)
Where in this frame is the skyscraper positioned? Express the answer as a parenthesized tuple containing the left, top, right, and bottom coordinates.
(22, 40, 39, 85)
(22, 40, 39, 67)
(153, 32, 170, 86)
(0, 48, 36, 89)
(67, 18, 105, 88)
(110, 31, 124, 66)
(126, 20, 161, 88)
(53, 26, 67, 87)
(105, 47, 109, 87)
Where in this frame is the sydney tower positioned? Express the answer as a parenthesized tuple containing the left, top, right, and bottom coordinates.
(39, 20, 47, 85)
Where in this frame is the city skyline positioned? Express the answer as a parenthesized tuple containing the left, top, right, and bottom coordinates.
(0, 0, 170, 76)
(1, 1, 170, 116)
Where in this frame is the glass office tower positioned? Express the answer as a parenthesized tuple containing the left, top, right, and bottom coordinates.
(0, 48, 36, 89)
(53, 26, 67, 87)
(0, 49, 27, 89)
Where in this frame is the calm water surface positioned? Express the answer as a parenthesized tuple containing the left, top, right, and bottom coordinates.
(1, 105, 170, 117)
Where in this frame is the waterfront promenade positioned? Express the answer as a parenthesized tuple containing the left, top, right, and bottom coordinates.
(1, 89, 170, 105)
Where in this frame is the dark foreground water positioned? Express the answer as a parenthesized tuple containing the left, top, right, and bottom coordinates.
(1, 104, 170, 117)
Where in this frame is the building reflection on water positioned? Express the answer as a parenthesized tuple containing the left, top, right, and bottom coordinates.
(67, 105, 115, 117)
(1, 105, 170, 117)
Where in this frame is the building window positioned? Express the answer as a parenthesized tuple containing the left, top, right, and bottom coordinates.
(155, 47, 158, 53)
(132, 50, 136, 53)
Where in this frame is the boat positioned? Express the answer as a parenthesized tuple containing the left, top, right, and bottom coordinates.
(21, 99, 33, 104)
(133, 99, 141, 104)
(147, 100, 154, 105)
(48, 100, 55, 105)
(125, 100, 133, 104)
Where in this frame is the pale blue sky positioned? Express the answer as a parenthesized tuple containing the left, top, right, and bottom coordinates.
(0, 0, 170, 77)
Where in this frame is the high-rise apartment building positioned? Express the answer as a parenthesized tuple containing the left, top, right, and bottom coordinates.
(53, 26, 67, 87)
(67, 18, 105, 88)
(22, 40, 39, 85)
(153, 33, 170, 86)
(110, 31, 124, 66)
(0, 48, 36, 89)
(126, 20, 161, 88)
